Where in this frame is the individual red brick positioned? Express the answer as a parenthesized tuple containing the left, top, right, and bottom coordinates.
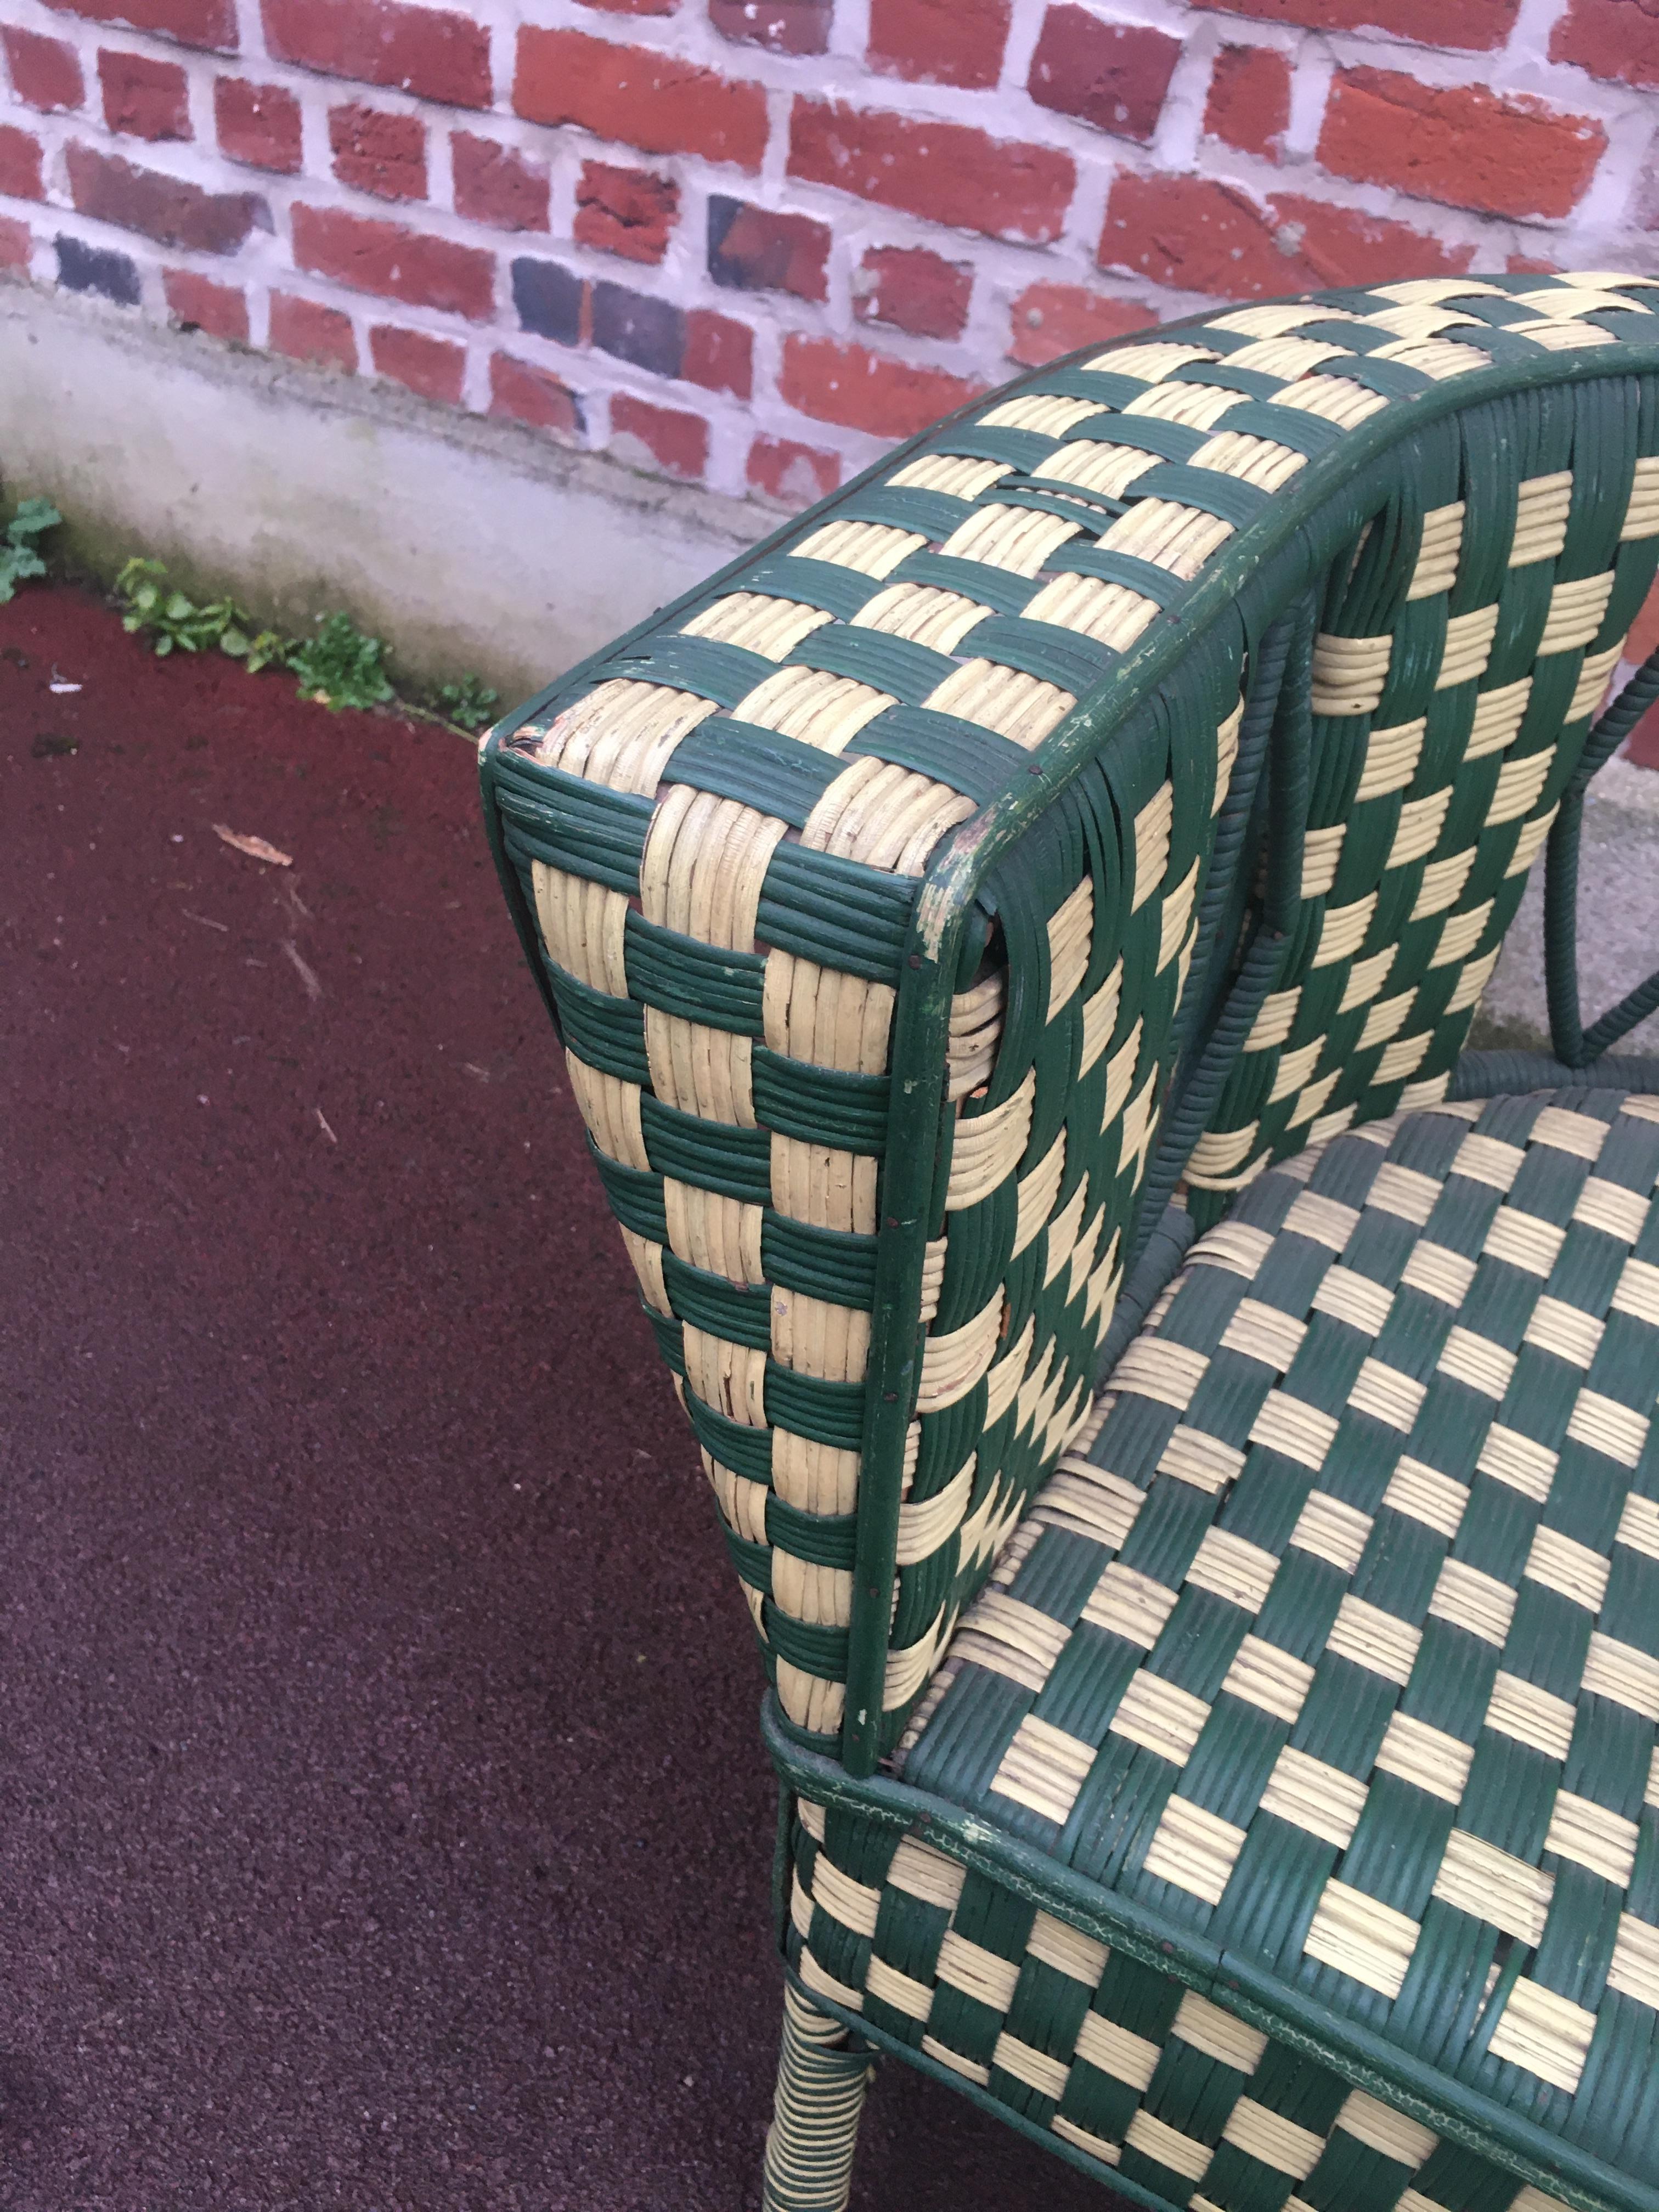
(788, 99, 1074, 244)
(855, 245, 971, 340)
(708, 197, 830, 301)
(0, 124, 45, 200)
(748, 435, 839, 506)
(1552, 0, 1659, 88)
(574, 161, 678, 264)
(215, 77, 301, 171)
(781, 335, 980, 438)
(292, 203, 494, 318)
(515, 30, 768, 170)
(684, 308, 752, 398)
(3, 27, 84, 112)
(1028, 5, 1180, 144)
(40, 0, 235, 52)
(1319, 69, 1605, 221)
(270, 290, 357, 369)
(1205, 46, 1291, 160)
(868, 0, 1009, 88)
(489, 351, 583, 437)
(709, 0, 830, 54)
(1008, 281, 1156, 366)
(262, 0, 490, 109)
(1099, 173, 1474, 296)
(100, 49, 191, 139)
(370, 323, 464, 403)
(611, 393, 708, 481)
(1193, 0, 1514, 41)
(163, 265, 247, 337)
(66, 142, 263, 249)
(452, 133, 548, 232)
(330, 103, 426, 200)
(0, 214, 32, 268)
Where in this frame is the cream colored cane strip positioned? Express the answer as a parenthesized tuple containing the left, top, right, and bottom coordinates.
(680, 590, 832, 659)
(1073, 2010, 1159, 2092)
(1222, 2099, 1325, 2180)
(1124, 2112, 1213, 2182)
(1485, 1669, 1576, 1760)
(1545, 1790, 1639, 1886)
(1026, 1911, 1109, 1987)
(1335, 2092, 1437, 2166)
(1139, 1795, 1245, 1907)
(1433, 1831, 1554, 1944)
(1259, 1747, 1369, 1848)
(532, 862, 631, 995)
(733, 664, 893, 749)
(990, 1714, 1098, 1825)
(1082, 1562, 1180, 1649)
(1485, 1978, 1595, 2096)
(1606, 1912, 1659, 2008)
(1374, 1710, 1474, 1803)
(535, 678, 716, 793)
(1302, 1880, 1419, 1999)
(764, 953, 894, 1074)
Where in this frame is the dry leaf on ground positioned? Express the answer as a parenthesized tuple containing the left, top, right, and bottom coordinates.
(213, 822, 292, 867)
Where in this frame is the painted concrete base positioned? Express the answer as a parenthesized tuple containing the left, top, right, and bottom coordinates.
(0, 277, 765, 701)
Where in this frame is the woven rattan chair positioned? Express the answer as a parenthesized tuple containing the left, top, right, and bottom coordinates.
(479, 270, 1659, 2212)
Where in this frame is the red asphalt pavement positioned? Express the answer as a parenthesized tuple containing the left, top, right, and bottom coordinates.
(1, 585, 1113, 2211)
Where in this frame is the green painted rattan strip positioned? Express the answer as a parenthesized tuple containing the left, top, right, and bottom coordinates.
(785, 627, 959, 706)
(610, 634, 777, 706)
(624, 912, 766, 1033)
(888, 551, 1040, 614)
(847, 706, 1028, 805)
(663, 718, 849, 828)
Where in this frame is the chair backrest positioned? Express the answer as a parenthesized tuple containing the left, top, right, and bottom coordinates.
(481, 270, 1659, 1778)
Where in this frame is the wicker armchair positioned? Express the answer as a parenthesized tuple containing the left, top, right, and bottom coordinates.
(479, 270, 1659, 2212)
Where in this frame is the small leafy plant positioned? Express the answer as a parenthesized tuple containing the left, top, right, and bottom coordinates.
(116, 557, 260, 657)
(111, 550, 490, 730)
(287, 611, 394, 712)
(0, 498, 62, 604)
(433, 673, 500, 732)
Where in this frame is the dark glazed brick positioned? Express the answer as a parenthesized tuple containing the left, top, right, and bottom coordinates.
(57, 231, 140, 302)
(591, 281, 685, 376)
(511, 256, 584, 345)
(707, 195, 829, 301)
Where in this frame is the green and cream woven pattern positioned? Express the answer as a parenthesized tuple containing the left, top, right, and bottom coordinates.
(869, 1087, 1659, 2198)
(484, 269, 1659, 1769)
(787, 1787, 1615, 2212)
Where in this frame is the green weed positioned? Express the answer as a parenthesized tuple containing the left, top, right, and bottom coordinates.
(287, 611, 394, 712)
(0, 498, 62, 604)
(433, 673, 500, 732)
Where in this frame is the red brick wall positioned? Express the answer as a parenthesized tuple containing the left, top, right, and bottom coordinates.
(1, 0, 1656, 507)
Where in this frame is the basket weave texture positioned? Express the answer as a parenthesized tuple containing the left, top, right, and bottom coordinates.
(797, 1087, 1656, 2203)
(485, 269, 1659, 1774)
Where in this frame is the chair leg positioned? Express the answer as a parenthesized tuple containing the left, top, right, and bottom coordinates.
(761, 1980, 876, 2211)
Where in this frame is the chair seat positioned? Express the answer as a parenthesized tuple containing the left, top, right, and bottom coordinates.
(789, 1086, 1659, 2207)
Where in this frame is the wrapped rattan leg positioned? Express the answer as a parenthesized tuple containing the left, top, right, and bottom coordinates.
(761, 1982, 875, 2211)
